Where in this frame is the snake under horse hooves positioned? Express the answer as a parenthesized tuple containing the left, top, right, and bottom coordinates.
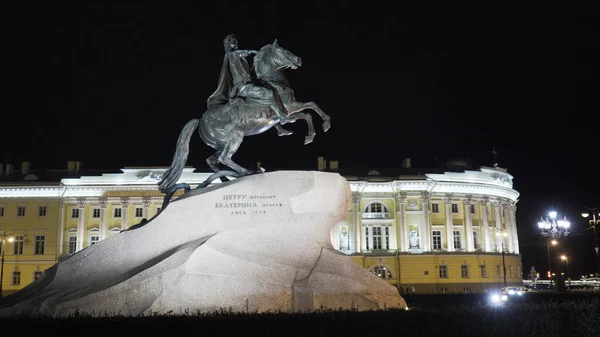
(159, 169, 264, 212)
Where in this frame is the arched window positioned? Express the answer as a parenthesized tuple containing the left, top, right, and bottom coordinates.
(372, 265, 392, 279)
(363, 202, 391, 219)
(365, 202, 388, 213)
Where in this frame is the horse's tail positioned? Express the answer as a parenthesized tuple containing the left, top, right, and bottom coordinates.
(158, 118, 200, 194)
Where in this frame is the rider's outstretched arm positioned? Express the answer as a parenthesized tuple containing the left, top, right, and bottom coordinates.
(234, 50, 257, 58)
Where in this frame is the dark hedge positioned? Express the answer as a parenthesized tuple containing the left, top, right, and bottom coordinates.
(1, 293, 598, 337)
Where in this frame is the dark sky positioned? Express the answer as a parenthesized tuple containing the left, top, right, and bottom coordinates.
(3, 2, 599, 278)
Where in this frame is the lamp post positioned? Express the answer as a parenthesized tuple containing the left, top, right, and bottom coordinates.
(581, 209, 600, 278)
(491, 227, 509, 287)
(546, 239, 558, 287)
(538, 211, 570, 287)
(0, 231, 15, 298)
(561, 254, 570, 288)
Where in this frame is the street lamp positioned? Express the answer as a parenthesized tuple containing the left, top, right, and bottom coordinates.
(545, 240, 558, 287)
(0, 231, 15, 298)
(581, 209, 600, 277)
(491, 228, 509, 287)
(561, 254, 570, 288)
(538, 211, 570, 287)
(538, 211, 571, 239)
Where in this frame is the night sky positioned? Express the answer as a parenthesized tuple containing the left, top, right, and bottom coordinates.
(3, 2, 598, 278)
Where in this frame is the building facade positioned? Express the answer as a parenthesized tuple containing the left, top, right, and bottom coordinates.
(0, 164, 213, 296)
(0, 160, 522, 296)
(337, 164, 521, 293)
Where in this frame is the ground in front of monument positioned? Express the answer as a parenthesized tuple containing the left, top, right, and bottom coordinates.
(0, 292, 598, 337)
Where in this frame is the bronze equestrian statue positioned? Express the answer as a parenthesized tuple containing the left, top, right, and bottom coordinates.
(157, 38, 330, 210)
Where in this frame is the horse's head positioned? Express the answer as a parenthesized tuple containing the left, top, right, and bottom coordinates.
(254, 39, 302, 79)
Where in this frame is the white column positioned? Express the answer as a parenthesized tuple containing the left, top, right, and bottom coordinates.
(76, 200, 86, 252)
(395, 193, 407, 252)
(352, 195, 361, 254)
(494, 201, 503, 252)
(420, 192, 431, 251)
(58, 200, 65, 255)
(444, 196, 454, 252)
(142, 199, 151, 219)
(481, 199, 491, 252)
(99, 200, 108, 240)
(464, 197, 474, 252)
(509, 203, 519, 254)
(402, 200, 409, 251)
(503, 204, 514, 253)
(121, 199, 130, 230)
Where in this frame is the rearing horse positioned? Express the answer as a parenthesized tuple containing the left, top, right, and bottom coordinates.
(157, 40, 331, 202)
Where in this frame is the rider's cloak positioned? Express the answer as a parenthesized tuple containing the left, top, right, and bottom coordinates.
(206, 53, 232, 109)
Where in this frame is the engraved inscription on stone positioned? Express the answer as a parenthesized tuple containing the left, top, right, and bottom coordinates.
(215, 194, 283, 215)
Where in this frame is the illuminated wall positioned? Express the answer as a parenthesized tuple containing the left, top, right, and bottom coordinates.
(1, 165, 522, 295)
(0, 193, 61, 295)
(331, 165, 522, 293)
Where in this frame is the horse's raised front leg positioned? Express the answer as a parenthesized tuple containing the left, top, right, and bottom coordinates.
(286, 112, 315, 145)
(286, 101, 331, 132)
(275, 124, 293, 136)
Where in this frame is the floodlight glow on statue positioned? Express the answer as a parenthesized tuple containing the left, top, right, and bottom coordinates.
(158, 35, 331, 206)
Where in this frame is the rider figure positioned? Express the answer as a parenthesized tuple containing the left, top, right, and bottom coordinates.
(207, 34, 291, 126)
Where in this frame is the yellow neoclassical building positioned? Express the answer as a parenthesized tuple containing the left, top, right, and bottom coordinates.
(336, 158, 522, 294)
(0, 158, 522, 296)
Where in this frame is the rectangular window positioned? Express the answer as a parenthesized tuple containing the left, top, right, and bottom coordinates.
(12, 271, 21, 285)
(439, 265, 448, 278)
(17, 206, 26, 217)
(480, 265, 488, 278)
(463, 287, 470, 293)
(71, 208, 80, 218)
(92, 208, 101, 218)
(38, 206, 47, 217)
(453, 230, 462, 249)
(0, 206, 4, 217)
(135, 207, 143, 218)
(432, 230, 442, 250)
(13, 235, 24, 255)
(114, 208, 122, 218)
(34, 271, 43, 280)
(451, 204, 459, 213)
(372, 227, 382, 249)
(497, 264, 502, 278)
(431, 204, 439, 213)
(90, 235, 100, 245)
(473, 231, 479, 250)
(441, 287, 448, 293)
(461, 265, 469, 278)
(366, 226, 389, 250)
(34, 235, 46, 255)
(470, 204, 476, 214)
(68, 237, 77, 254)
